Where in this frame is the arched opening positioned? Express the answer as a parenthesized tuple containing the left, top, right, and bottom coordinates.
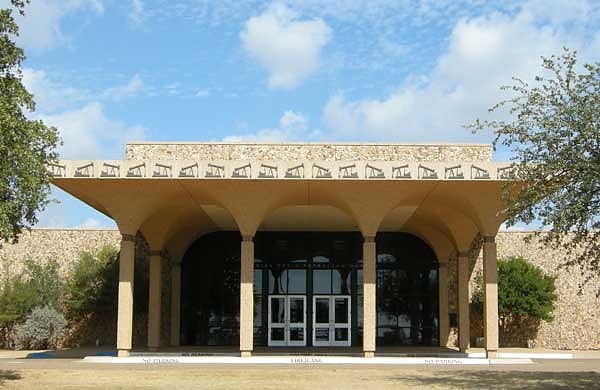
(180, 231, 241, 346)
(180, 230, 439, 348)
(376, 233, 439, 346)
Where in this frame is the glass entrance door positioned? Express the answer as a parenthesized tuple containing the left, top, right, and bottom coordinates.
(268, 295, 306, 346)
(312, 295, 351, 347)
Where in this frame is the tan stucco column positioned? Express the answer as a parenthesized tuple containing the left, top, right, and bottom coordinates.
(458, 252, 470, 352)
(362, 236, 376, 358)
(116, 233, 136, 357)
(147, 250, 163, 350)
(438, 262, 449, 347)
(240, 235, 254, 357)
(170, 259, 181, 346)
(483, 235, 499, 358)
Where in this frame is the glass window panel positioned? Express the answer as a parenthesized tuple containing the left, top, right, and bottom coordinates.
(315, 298, 330, 323)
(253, 270, 262, 294)
(332, 270, 351, 294)
(271, 327, 284, 341)
(313, 270, 331, 294)
(269, 269, 287, 294)
(313, 255, 330, 264)
(356, 294, 363, 328)
(287, 269, 306, 294)
(289, 298, 304, 323)
(289, 327, 304, 341)
(270, 297, 285, 324)
(334, 298, 349, 324)
(335, 328, 349, 341)
(332, 269, 342, 294)
(315, 327, 329, 341)
(254, 295, 262, 326)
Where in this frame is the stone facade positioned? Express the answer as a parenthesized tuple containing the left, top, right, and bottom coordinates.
(0, 229, 172, 349)
(1, 228, 598, 350)
(0, 229, 121, 279)
(445, 232, 600, 350)
(125, 142, 493, 162)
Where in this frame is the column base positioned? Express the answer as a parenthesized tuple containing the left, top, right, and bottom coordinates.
(486, 349, 498, 359)
(240, 351, 252, 357)
(117, 349, 130, 357)
(363, 351, 375, 358)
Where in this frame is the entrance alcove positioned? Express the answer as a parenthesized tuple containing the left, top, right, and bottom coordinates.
(179, 204, 440, 349)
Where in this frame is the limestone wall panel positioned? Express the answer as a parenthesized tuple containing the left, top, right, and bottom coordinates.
(126, 143, 493, 162)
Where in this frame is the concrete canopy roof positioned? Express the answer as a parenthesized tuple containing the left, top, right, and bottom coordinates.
(53, 172, 508, 262)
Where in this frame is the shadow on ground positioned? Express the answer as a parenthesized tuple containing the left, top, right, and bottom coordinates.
(397, 370, 600, 389)
(0, 370, 21, 385)
(25, 347, 116, 359)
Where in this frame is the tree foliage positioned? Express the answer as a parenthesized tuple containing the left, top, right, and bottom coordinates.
(468, 49, 600, 280)
(473, 257, 557, 322)
(63, 245, 120, 319)
(0, 0, 60, 244)
(0, 258, 62, 328)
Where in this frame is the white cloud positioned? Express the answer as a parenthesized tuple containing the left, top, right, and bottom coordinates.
(195, 88, 210, 97)
(129, 0, 145, 27)
(223, 110, 317, 142)
(20, 67, 147, 159)
(21, 68, 87, 113)
(7, 0, 104, 51)
(323, 5, 598, 142)
(101, 74, 144, 101)
(38, 102, 145, 159)
(240, 3, 332, 89)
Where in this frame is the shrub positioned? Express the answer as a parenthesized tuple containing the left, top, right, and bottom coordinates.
(472, 256, 557, 322)
(0, 259, 62, 328)
(14, 306, 67, 350)
(63, 244, 148, 321)
(63, 245, 119, 319)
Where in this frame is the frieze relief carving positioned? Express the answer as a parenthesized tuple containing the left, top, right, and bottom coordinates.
(52, 160, 517, 181)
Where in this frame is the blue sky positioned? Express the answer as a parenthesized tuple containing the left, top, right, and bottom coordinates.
(6, 0, 600, 228)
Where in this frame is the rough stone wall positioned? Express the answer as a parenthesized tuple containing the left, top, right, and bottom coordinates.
(451, 232, 600, 350)
(0, 229, 121, 279)
(125, 142, 493, 162)
(0, 229, 172, 349)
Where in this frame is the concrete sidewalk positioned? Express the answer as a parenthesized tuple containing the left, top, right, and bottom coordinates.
(1, 347, 598, 360)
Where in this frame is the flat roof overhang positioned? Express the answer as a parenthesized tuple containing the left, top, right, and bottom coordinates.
(52, 159, 512, 260)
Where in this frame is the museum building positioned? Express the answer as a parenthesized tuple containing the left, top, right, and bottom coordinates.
(49, 142, 512, 358)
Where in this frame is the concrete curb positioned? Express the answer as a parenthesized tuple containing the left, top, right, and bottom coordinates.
(81, 356, 534, 365)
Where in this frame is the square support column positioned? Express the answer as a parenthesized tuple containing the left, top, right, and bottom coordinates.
(362, 236, 376, 358)
(117, 233, 136, 357)
(170, 260, 182, 347)
(240, 235, 254, 357)
(458, 252, 470, 352)
(147, 250, 163, 350)
(483, 236, 499, 358)
(438, 262, 449, 347)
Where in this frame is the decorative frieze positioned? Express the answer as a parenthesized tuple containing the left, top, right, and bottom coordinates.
(51, 160, 516, 181)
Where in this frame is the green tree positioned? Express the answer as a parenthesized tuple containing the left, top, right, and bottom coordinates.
(63, 245, 120, 319)
(468, 49, 600, 280)
(473, 257, 557, 322)
(0, 0, 60, 244)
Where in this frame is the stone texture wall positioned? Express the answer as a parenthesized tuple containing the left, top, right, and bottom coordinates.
(0, 229, 172, 349)
(0, 229, 121, 279)
(125, 142, 493, 162)
(445, 232, 600, 350)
